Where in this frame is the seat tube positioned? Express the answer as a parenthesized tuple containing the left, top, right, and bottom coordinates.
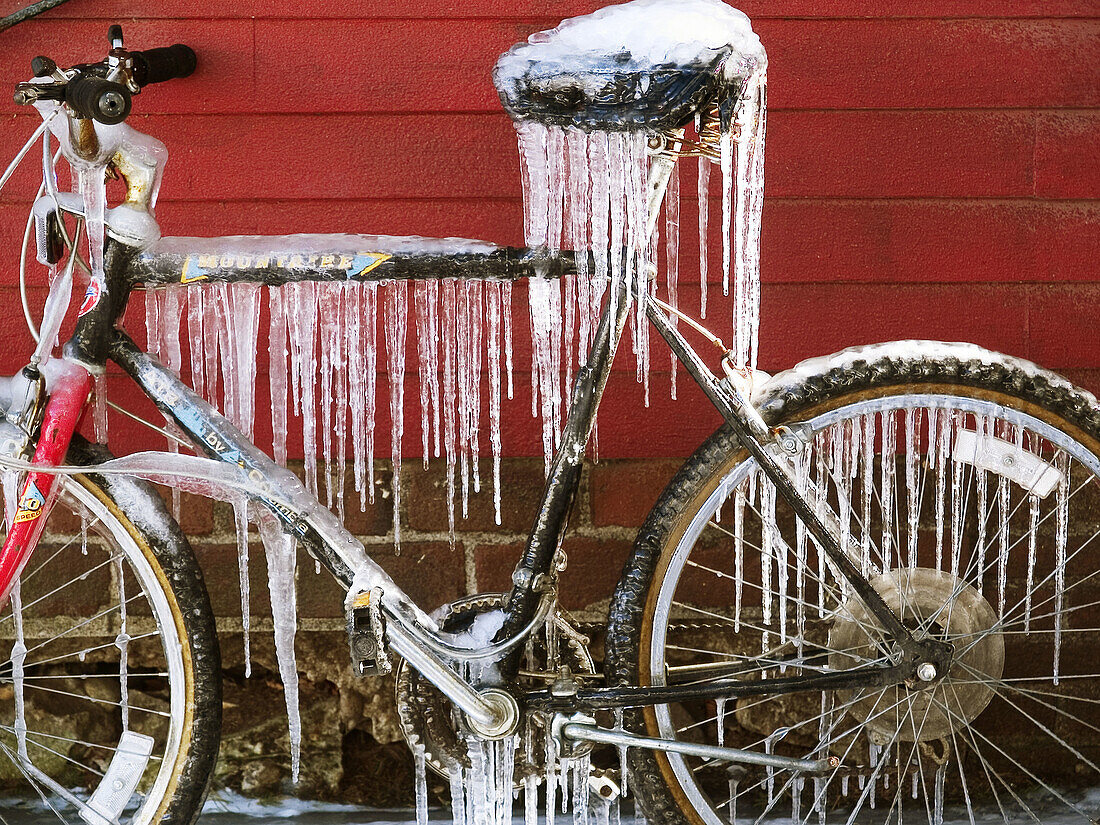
(497, 277, 631, 647)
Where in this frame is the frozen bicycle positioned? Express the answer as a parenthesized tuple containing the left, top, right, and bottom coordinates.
(1, 0, 1098, 823)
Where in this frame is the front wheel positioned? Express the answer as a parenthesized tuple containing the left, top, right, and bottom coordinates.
(607, 342, 1100, 825)
(0, 439, 221, 824)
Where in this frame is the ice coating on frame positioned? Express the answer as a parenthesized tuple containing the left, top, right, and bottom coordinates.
(494, 0, 764, 94)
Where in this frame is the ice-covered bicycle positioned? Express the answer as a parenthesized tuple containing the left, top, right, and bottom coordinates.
(1, 1, 1098, 823)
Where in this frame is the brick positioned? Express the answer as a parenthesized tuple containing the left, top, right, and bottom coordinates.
(368, 541, 466, 611)
(193, 540, 274, 619)
(1035, 112, 1100, 199)
(475, 535, 632, 610)
(151, 489, 215, 535)
(767, 110, 1035, 199)
(404, 457, 546, 534)
(1027, 285, 1100, 370)
(760, 19, 1100, 110)
(589, 457, 683, 527)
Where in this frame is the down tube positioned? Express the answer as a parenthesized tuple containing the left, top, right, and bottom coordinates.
(107, 331, 379, 589)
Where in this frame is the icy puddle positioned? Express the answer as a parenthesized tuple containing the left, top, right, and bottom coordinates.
(4, 789, 1099, 824)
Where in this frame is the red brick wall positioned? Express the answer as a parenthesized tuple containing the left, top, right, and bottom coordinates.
(1, 1, 1097, 461)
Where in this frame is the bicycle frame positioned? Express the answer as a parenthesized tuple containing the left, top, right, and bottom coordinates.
(0, 113, 937, 735)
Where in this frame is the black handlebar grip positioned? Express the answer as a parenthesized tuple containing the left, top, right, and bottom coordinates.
(131, 44, 197, 87)
(64, 75, 132, 124)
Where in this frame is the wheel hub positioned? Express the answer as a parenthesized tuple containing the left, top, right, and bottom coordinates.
(829, 568, 1004, 742)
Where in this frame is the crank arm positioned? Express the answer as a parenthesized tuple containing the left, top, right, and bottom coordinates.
(527, 663, 905, 711)
(559, 720, 837, 774)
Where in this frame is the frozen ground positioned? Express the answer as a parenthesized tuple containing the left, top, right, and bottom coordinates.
(3, 788, 1099, 824)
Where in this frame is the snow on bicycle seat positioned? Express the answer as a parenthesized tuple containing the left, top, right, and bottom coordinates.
(493, 0, 765, 131)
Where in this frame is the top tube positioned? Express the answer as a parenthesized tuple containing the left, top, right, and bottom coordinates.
(126, 233, 578, 288)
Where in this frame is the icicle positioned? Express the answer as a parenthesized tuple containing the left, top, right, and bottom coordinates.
(905, 408, 919, 569)
(468, 738, 490, 825)
(933, 761, 946, 825)
(256, 514, 301, 782)
(794, 449, 809, 651)
(232, 499, 251, 677)
(113, 556, 130, 732)
(760, 476, 775, 652)
(614, 707, 629, 796)
(697, 154, 710, 317)
(733, 484, 745, 631)
(317, 283, 342, 510)
(571, 756, 592, 825)
(880, 411, 896, 571)
(10, 580, 28, 760)
(731, 71, 767, 371)
(415, 747, 429, 825)
(529, 277, 562, 472)
(415, 280, 441, 467)
(764, 728, 788, 804)
(997, 475, 1010, 618)
(229, 283, 261, 442)
(487, 282, 504, 524)
(930, 409, 945, 570)
(1026, 493, 1039, 630)
(950, 415, 964, 579)
(524, 774, 539, 825)
(452, 766, 469, 825)
(545, 728, 559, 825)
(384, 281, 408, 548)
(286, 282, 319, 495)
(1054, 452, 1068, 683)
(720, 130, 733, 299)
(93, 373, 108, 443)
(442, 280, 459, 537)
(665, 161, 680, 398)
(715, 697, 727, 746)
(157, 286, 183, 376)
(974, 416, 990, 592)
(814, 431, 829, 617)
(268, 286, 289, 466)
(861, 413, 875, 575)
(364, 284, 379, 502)
(589, 131, 611, 337)
(187, 287, 206, 399)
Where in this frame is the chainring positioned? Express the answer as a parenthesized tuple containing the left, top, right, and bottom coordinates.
(395, 593, 596, 779)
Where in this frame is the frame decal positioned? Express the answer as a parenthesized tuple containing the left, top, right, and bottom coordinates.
(179, 251, 392, 284)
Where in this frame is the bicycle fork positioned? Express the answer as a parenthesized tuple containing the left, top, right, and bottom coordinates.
(0, 359, 92, 606)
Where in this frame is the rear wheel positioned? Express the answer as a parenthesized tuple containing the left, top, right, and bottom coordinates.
(0, 439, 220, 824)
(608, 343, 1100, 824)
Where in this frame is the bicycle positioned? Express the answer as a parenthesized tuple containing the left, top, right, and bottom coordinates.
(0, 1, 1098, 824)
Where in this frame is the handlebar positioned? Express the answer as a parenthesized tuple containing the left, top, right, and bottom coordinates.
(131, 45, 197, 87)
(64, 75, 131, 125)
(12, 26, 197, 125)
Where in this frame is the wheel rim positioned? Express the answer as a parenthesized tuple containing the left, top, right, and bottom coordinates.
(0, 477, 189, 824)
(646, 392, 1100, 824)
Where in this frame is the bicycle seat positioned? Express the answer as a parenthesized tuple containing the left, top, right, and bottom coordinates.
(493, 0, 766, 132)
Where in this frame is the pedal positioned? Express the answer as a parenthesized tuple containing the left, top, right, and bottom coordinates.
(347, 587, 391, 677)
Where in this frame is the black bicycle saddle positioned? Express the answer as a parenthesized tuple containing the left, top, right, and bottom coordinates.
(492, 0, 765, 132)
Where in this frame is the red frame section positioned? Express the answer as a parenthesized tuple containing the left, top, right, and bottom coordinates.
(0, 362, 91, 605)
